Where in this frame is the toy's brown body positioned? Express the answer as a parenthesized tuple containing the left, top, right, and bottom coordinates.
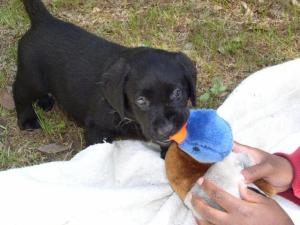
(165, 143, 210, 200)
(165, 143, 275, 201)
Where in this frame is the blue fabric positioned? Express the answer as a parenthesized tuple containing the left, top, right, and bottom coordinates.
(179, 109, 233, 163)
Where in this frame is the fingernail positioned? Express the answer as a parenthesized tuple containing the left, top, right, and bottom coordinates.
(198, 177, 204, 186)
(186, 192, 192, 201)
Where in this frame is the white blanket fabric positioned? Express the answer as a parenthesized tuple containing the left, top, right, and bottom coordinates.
(1, 59, 300, 225)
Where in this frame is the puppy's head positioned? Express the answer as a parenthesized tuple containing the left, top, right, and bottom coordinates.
(101, 48, 197, 146)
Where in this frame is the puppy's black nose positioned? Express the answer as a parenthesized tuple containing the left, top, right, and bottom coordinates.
(157, 123, 174, 138)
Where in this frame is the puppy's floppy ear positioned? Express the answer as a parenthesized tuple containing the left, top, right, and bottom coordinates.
(175, 52, 197, 106)
(101, 58, 130, 119)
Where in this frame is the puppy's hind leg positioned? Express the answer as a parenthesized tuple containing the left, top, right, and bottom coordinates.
(13, 69, 46, 131)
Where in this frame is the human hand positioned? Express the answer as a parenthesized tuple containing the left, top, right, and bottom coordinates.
(233, 142, 294, 193)
(192, 178, 294, 225)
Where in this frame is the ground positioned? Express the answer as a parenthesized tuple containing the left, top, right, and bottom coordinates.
(0, 0, 299, 169)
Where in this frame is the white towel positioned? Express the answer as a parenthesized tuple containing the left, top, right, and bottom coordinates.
(0, 58, 299, 225)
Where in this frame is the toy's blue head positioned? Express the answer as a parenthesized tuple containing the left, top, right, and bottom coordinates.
(177, 109, 233, 163)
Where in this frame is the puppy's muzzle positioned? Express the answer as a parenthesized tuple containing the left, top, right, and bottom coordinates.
(156, 123, 174, 138)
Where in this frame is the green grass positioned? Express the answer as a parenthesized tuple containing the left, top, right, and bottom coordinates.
(34, 105, 67, 136)
(50, 0, 99, 10)
(0, 71, 5, 89)
(0, 0, 299, 169)
(0, 140, 76, 169)
(0, 106, 8, 118)
(0, 145, 19, 169)
(190, 16, 299, 66)
(198, 77, 229, 108)
(95, 3, 194, 49)
(0, 0, 29, 30)
(51, 0, 82, 9)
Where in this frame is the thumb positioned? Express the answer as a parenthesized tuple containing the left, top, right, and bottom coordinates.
(242, 162, 271, 183)
(233, 142, 265, 163)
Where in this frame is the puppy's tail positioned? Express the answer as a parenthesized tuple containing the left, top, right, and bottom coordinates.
(22, 0, 52, 25)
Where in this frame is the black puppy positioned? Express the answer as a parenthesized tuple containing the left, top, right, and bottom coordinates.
(13, 0, 197, 156)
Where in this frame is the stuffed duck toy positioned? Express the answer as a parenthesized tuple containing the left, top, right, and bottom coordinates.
(165, 109, 274, 216)
(170, 109, 233, 163)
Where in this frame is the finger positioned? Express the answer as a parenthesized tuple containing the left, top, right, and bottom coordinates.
(239, 183, 267, 203)
(191, 194, 227, 225)
(242, 162, 272, 183)
(233, 142, 265, 163)
(199, 178, 241, 212)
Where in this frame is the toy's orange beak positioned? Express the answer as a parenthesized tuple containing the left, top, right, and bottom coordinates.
(169, 123, 187, 144)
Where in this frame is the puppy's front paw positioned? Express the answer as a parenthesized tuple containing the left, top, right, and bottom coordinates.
(102, 137, 113, 143)
(85, 131, 114, 146)
(19, 118, 41, 131)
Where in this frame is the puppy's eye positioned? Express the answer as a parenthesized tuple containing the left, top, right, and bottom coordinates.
(136, 96, 150, 110)
(170, 88, 182, 101)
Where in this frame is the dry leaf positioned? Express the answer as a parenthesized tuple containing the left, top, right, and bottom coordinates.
(37, 143, 70, 154)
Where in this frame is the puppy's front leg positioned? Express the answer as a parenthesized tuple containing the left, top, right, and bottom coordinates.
(85, 126, 114, 146)
(84, 119, 114, 146)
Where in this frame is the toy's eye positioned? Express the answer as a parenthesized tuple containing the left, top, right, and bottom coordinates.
(136, 96, 150, 110)
(193, 146, 200, 152)
(170, 88, 182, 102)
